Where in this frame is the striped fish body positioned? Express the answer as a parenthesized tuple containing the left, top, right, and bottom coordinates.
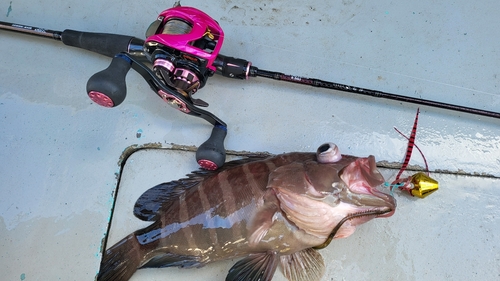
(136, 152, 322, 264)
(98, 144, 396, 281)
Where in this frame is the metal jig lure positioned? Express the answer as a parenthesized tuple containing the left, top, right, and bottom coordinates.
(390, 109, 439, 198)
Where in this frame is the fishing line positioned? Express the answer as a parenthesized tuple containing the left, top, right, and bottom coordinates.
(314, 208, 393, 250)
(162, 19, 192, 35)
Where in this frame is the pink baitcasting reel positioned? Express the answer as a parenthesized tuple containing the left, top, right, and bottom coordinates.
(144, 6, 225, 107)
(84, 5, 252, 170)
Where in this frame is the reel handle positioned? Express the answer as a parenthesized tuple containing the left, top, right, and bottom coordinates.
(196, 125, 227, 170)
(86, 55, 131, 107)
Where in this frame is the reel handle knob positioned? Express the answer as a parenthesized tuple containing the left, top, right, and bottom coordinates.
(196, 125, 227, 170)
(86, 55, 131, 107)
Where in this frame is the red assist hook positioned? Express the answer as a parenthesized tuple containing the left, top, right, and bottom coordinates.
(388, 109, 439, 198)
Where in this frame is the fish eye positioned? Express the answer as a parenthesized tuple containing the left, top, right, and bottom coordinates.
(316, 142, 342, 163)
(317, 143, 331, 153)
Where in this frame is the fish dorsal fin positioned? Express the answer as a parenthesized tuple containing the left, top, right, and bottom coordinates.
(177, 153, 272, 180)
(133, 180, 198, 221)
(187, 154, 272, 179)
(280, 248, 325, 281)
(226, 252, 279, 281)
(134, 154, 271, 221)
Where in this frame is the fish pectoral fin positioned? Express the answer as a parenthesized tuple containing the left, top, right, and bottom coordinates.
(226, 252, 280, 281)
(280, 248, 325, 281)
(134, 180, 198, 221)
(248, 190, 280, 247)
(140, 252, 201, 269)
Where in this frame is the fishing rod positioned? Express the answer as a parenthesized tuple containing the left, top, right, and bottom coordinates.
(1, 5, 499, 170)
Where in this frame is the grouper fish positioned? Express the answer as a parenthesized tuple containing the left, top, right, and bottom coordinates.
(97, 143, 396, 281)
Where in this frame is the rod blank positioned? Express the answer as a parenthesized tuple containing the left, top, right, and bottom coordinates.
(251, 67, 500, 120)
(0, 21, 62, 39)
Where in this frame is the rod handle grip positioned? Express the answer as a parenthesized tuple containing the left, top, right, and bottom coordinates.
(62, 29, 135, 57)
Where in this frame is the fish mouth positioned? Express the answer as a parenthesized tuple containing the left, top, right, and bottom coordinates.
(339, 155, 397, 217)
(314, 155, 396, 250)
(348, 185, 397, 219)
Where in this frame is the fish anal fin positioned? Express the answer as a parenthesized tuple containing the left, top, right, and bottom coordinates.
(226, 252, 279, 281)
(280, 248, 325, 281)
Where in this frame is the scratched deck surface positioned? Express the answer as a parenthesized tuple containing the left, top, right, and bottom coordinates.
(0, 0, 499, 280)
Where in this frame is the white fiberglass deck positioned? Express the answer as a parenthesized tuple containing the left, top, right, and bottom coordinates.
(1, 0, 499, 280)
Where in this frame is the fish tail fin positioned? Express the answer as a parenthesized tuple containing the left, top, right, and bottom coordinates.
(97, 234, 143, 281)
